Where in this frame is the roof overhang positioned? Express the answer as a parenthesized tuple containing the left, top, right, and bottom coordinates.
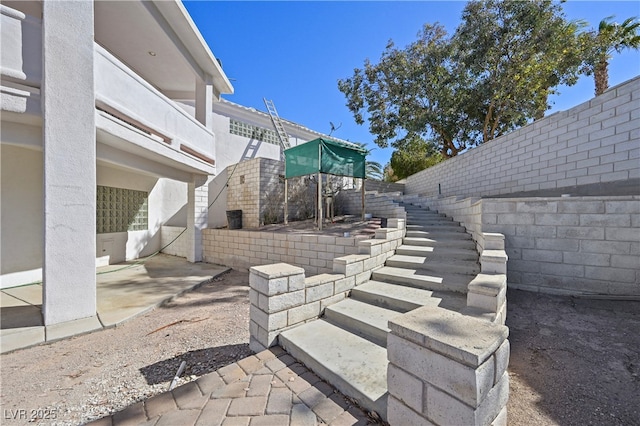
(94, 0, 233, 99)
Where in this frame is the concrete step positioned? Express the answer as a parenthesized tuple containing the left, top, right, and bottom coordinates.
(407, 221, 466, 234)
(279, 319, 388, 419)
(372, 266, 473, 293)
(386, 254, 479, 276)
(405, 228, 475, 243)
(405, 210, 445, 217)
(351, 280, 467, 313)
(324, 298, 400, 347)
(395, 245, 479, 261)
(405, 227, 472, 237)
(406, 220, 463, 230)
(402, 236, 476, 249)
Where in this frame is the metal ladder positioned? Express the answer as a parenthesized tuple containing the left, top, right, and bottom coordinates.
(263, 98, 291, 160)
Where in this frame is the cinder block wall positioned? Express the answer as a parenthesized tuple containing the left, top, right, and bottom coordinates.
(415, 195, 639, 296)
(338, 190, 406, 219)
(226, 159, 262, 228)
(482, 197, 639, 296)
(405, 77, 639, 198)
(203, 230, 369, 276)
(160, 226, 188, 258)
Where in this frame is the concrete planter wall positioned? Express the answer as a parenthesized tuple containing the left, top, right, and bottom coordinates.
(202, 229, 371, 276)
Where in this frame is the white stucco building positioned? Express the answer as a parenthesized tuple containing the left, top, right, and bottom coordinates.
(1, 0, 235, 326)
(0, 0, 350, 327)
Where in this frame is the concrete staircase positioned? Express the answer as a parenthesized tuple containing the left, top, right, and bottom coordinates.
(279, 203, 480, 419)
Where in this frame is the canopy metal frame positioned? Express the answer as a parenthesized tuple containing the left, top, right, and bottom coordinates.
(283, 138, 367, 230)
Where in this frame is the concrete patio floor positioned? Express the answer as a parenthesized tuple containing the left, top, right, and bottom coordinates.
(0, 254, 229, 354)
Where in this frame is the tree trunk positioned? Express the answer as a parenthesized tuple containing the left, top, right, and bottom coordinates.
(594, 59, 609, 96)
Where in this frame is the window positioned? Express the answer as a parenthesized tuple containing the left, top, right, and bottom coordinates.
(96, 186, 148, 233)
(229, 119, 280, 145)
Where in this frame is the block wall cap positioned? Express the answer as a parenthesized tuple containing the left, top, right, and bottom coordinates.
(389, 306, 508, 367)
(468, 274, 507, 296)
(481, 250, 508, 262)
(482, 233, 505, 241)
(250, 263, 305, 279)
(358, 239, 385, 247)
(333, 254, 370, 265)
(305, 273, 344, 286)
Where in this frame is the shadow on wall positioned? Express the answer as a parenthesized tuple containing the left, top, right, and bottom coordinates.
(208, 168, 229, 228)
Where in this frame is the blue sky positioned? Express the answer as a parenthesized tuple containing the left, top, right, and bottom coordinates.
(185, 1, 640, 168)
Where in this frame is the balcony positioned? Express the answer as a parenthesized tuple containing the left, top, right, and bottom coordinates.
(1, 3, 220, 171)
(94, 44, 215, 166)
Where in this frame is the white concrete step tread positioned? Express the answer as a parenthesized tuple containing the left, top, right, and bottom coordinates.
(373, 266, 472, 293)
(395, 245, 478, 259)
(406, 219, 461, 226)
(351, 280, 467, 313)
(403, 236, 476, 248)
(279, 319, 388, 418)
(405, 225, 467, 234)
(324, 298, 401, 347)
(405, 211, 448, 218)
(386, 255, 479, 276)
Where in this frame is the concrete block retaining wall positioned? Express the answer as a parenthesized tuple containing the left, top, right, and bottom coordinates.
(405, 77, 640, 198)
(202, 229, 371, 276)
(247, 219, 406, 352)
(410, 195, 639, 296)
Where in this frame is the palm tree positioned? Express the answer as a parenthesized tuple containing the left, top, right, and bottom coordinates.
(355, 142, 383, 180)
(590, 17, 640, 96)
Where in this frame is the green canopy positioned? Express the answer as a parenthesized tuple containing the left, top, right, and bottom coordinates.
(284, 138, 367, 179)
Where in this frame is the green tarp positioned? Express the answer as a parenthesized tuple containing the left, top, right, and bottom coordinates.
(284, 138, 367, 179)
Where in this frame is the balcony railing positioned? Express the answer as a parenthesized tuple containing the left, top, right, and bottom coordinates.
(94, 44, 215, 160)
(1, 5, 42, 87)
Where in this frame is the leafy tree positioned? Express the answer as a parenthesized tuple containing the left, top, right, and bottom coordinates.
(389, 136, 444, 180)
(339, 24, 471, 157)
(455, 0, 586, 131)
(338, 0, 585, 159)
(383, 164, 399, 182)
(584, 16, 640, 96)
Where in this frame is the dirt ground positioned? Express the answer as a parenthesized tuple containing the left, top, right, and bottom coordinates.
(507, 289, 640, 425)
(1, 270, 639, 425)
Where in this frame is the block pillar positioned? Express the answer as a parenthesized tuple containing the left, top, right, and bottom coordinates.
(387, 306, 510, 426)
(249, 263, 307, 353)
(186, 175, 210, 262)
(42, 0, 96, 325)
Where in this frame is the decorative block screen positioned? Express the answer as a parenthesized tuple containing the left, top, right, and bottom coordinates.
(229, 119, 280, 145)
(97, 186, 148, 234)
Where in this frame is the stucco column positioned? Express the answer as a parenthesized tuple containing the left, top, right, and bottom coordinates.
(195, 76, 213, 128)
(186, 175, 210, 262)
(42, 0, 96, 324)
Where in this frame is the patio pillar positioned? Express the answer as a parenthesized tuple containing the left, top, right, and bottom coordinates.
(42, 0, 97, 324)
(186, 175, 210, 262)
(195, 75, 213, 128)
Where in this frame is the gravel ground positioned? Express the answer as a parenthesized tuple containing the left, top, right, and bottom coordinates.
(1, 271, 639, 425)
(0, 270, 252, 425)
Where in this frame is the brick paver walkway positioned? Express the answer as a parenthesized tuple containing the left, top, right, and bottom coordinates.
(88, 347, 374, 426)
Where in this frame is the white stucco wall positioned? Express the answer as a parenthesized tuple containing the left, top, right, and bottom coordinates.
(95, 166, 187, 264)
(0, 145, 43, 288)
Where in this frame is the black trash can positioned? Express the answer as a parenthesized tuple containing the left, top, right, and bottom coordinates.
(380, 217, 388, 228)
(226, 210, 242, 229)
